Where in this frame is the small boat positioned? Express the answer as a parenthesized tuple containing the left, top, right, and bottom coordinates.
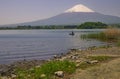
(69, 31, 75, 36)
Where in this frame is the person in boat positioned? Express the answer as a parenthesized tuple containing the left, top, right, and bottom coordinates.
(69, 31, 75, 35)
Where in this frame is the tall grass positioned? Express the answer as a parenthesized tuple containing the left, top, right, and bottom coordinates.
(116, 41, 120, 47)
(103, 28, 120, 39)
(81, 28, 120, 42)
(81, 32, 106, 41)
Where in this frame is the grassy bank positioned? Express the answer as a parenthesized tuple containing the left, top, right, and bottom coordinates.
(14, 60, 76, 79)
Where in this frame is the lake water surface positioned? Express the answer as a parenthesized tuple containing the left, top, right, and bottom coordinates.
(0, 29, 106, 64)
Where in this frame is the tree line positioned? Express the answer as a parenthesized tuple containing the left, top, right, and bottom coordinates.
(0, 22, 119, 30)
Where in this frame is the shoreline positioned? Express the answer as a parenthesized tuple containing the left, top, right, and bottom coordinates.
(0, 45, 120, 78)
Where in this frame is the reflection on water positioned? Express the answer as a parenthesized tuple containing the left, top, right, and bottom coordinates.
(0, 29, 105, 64)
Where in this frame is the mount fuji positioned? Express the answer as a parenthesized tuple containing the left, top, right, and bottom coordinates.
(7, 4, 120, 26)
(65, 4, 94, 13)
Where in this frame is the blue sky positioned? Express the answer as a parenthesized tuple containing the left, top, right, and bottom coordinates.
(0, 0, 120, 25)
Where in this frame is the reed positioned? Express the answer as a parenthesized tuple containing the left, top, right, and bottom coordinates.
(103, 28, 120, 39)
(81, 28, 120, 42)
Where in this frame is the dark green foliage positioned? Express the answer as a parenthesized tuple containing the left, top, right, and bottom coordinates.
(77, 22, 107, 29)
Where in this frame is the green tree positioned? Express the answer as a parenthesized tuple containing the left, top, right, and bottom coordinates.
(77, 22, 107, 29)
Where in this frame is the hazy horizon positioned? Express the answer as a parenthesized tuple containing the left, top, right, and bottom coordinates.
(0, 0, 120, 25)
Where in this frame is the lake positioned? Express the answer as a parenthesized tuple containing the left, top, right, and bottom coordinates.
(0, 29, 106, 64)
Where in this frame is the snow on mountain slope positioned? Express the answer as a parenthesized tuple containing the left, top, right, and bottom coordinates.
(65, 4, 94, 13)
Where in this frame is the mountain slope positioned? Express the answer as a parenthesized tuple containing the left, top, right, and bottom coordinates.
(18, 12, 120, 25)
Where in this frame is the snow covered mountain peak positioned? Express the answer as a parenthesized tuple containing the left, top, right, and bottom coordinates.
(65, 4, 94, 13)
